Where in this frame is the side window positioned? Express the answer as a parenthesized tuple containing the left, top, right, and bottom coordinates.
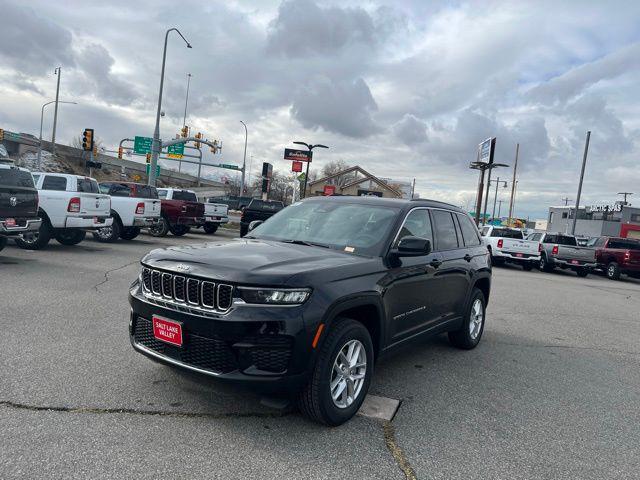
(432, 210, 459, 251)
(158, 190, 168, 199)
(481, 226, 490, 236)
(41, 175, 67, 191)
(99, 183, 111, 194)
(110, 184, 131, 197)
(32, 174, 41, 185)
(456, 214, 481, 246)
(394, 209, 433, 247)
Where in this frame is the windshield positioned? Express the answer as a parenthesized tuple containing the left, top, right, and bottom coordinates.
(249, 200, 400, 256)
(490, 228, 523, 239)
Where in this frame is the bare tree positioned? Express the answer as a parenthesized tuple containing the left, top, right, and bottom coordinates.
(321, 160, 348, 178)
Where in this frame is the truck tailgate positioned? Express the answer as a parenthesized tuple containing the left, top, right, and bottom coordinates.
(0, 185, 38, 219)
(144, 199, 161, 217)
(557, 246, 596, 263)
(501, 238, 539, 255)
(80, 194, 111, 217)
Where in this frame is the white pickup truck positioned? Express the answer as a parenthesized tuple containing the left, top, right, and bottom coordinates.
(480, 225, 540, 270)
(195, 200, 229, 234)
(95, 182, 161, 242)
(15, 172, 112, 249)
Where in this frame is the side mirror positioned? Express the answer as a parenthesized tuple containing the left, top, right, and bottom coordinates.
(395, 236, 432, 257)
(248, 220, 263, 232)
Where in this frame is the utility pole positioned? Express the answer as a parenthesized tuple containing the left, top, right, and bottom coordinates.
(507, 143, 519, 227)
(491, 177, 507, 220)
(149, 28, 192, 186)
(411, 178, 416, 199)
(51, 67, 61, 156)
(240, 121, 248, 195)
(561, 197, 572, 206)
(571, 131, 591, 235)
(497, 199, 504, 218)
(617, 192, 633, 205)
(182, 73, 191, 128)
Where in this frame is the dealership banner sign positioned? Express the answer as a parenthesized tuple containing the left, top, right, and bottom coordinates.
(284, 148, 312, 162)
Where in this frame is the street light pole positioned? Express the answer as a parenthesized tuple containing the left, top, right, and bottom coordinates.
(293, 141, 329, 198)
(507, 143, 519, 227)
(38, 100, 77, 167)
(571, 131, 591, 235)
(240, 121, 247, 195)
(491, 177, 508, 220)
(182, 73, 191, 127)
(51, 67, 61, 156)
(149, 28, 192, 186)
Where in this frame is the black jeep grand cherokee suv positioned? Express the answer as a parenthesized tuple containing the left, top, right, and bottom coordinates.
(129, 196, 491, 425)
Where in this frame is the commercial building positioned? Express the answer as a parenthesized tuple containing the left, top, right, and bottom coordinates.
(307, 166, 403, 199)
(546, 203, 640, 238)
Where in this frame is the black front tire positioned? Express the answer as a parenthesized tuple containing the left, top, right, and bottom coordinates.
(240, 225, 248, 237)
(14, 221, 52, 250)
(148, 217, 169, 237)
(606, 262, 621, 280)
(0, 236, 7, 252)
(55, 229, 86, 246)
(203, 223, 219, 234)
(448, 288, 486, 350)
(120, 227, 141, 241)
(297, 318, 374, 426)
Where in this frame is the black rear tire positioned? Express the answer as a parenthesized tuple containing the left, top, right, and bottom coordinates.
(203, 223, 218, 234)
(606, 262, 621, 280)
(169, 224, 189, 236)
(576, 268, 589, 278)
(240, 225, 248, 237)
(0, 236, 7, 252)
(148, 217, 169, 237)
(297, 318, 373, 426)
(448, 288, 486, 350)
(93, 216, 121, 243)
(55, 229, 86, 246)
(539, 254, 554, 272)
(120, 227, 141, 241)
(522, 262, 533, 271)
(14, 220, 52, 250)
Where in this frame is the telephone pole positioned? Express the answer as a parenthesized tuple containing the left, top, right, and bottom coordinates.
(51, 67, 61, 156)
(561, 197, 572, 206)
(571, 131, 591, 235)
(617, 192, 633, 205)
(507, 143, 519, 227)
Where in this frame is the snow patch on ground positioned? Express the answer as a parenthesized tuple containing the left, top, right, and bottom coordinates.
(16, 150, 66, 173)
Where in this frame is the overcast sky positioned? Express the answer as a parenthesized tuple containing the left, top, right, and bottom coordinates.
(1, 0, 639, 218)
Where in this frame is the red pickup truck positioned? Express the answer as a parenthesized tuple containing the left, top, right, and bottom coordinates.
(588, 236, 640, 280)
(149, 188, 205, 237)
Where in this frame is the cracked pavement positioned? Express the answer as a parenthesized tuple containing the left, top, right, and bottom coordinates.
(1, 231, 639, 479)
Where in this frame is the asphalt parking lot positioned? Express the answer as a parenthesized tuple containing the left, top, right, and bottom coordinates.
(1, 231, 639, 480)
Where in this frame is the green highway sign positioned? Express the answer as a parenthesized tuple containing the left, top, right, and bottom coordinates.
(297, 173, 306, 181)
(219, 163, 239, 170)
(134, 136, 153, 154)
(146, 164, 160, 176)
(166, 143, 184, 159)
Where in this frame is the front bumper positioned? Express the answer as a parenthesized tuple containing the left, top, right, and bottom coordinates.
(0, 218, 42, 236)
(128, 282, 312, 393)
(65, 216, 113, 229)
(133, 217, 160, 227)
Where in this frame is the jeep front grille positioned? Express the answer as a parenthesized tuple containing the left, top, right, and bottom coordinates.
(141, 267, 233, 313)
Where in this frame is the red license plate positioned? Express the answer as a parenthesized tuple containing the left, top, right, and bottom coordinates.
(5, 218, 16, 227)
(571, 259, 579, 265)
(152, 316, 183, 347)
(515, 253, 523, 257)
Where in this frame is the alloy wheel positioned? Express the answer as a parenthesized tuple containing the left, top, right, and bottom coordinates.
(469, 298, 484, 340)
(330, 339, 367, 409)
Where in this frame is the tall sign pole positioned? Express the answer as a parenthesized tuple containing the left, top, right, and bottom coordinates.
(481, 138, 497, 223)
(507, 143, 519, 227)
(51, 67, 61, 156)
(571, 131, 591, 235)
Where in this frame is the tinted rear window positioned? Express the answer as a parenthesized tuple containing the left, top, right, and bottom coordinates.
(490, 228, 523, 239)
(77, 178, 99, 193)
(248, 200, 284, 212)
(544, 234, 577, 246)
(432, 210, 459, 250)
(172, 190, 197, 202)
(42, 175, 67, 191)
(608, 239, 640, 250)
(0, 167, 35, 188)
(136, 185, 158, 199)
(457, 214, 481, 246)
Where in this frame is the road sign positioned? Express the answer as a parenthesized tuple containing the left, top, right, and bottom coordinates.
(134, 136, 153, 154)
(323, 185, 336, 196)
(218, 163, 239, 170)
(166, 143, 184, 159)
(284, 148, 312, 162)
(292, 161, 303, 172)
(479, 137, 495, 164)
(146, 164, 160, 176)
(297, 173, 306, 182)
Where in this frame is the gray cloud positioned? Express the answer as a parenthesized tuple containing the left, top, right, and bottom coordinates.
(0, 1, 75, 74)
(291, 77, 380, 138)
(393, 114, 428, 145)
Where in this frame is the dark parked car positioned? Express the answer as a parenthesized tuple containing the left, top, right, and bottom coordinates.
(129, 196, 491, 425)
(239, 199, 284, 237)
(589, 236, 640, 280)
(0, 162, 41, 253)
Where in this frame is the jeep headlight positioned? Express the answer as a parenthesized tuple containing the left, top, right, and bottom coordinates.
(238, 288, 311, 305)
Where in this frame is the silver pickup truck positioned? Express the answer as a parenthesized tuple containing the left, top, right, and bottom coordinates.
(526, 232, 596, 277)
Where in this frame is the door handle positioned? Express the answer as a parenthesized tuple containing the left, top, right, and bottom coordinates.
(464, 254, 473, 262)
(429, 259, 442, 268)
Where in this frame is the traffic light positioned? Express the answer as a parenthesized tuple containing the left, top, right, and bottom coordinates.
(0, 128, 4, 141)
(181, 126, 189, 138)
(195, 132, 202, 149)
(210, 139, 219, 154)
(118, 147, 123, 159)
(146, 153, 151, 163)
(93, 144, 98, 157)
(82, 129, 94, 152)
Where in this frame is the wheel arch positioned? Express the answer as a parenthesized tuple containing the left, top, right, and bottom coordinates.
(472, 275, 491, 306)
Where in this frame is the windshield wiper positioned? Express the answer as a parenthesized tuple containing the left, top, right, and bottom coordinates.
(280, 239, 331, 249)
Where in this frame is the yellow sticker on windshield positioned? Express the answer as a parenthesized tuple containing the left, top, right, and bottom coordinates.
(344, 246, 355, 253)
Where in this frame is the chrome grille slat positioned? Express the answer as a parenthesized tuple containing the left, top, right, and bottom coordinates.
(140, 267, 233, 314)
